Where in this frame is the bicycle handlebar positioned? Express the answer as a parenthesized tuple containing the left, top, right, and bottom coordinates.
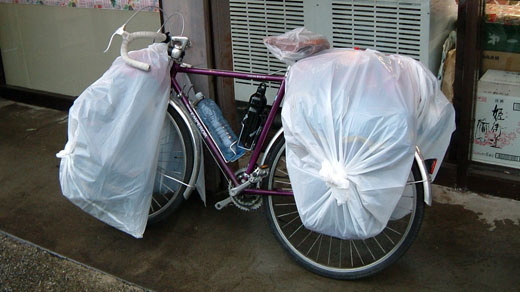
(120, 31, 167, 71)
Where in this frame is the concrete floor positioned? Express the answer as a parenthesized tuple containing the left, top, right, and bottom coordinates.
(0, 99, 519, 291)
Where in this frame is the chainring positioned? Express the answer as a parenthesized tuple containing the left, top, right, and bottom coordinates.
(230, 168, 263, 211)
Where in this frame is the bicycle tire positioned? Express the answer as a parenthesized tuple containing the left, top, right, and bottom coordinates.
(262, 135, 425, 280)
(148, 105, 195, 225)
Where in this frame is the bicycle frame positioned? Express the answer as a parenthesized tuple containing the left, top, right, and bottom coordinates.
(170, 63, 292, 196)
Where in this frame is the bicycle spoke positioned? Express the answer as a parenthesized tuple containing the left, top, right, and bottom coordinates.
(276, 168, 289, 176)
(163, 170, 183, 176)
(316, 234, 323, 262)
(288, 224, 304, 239)
(161, 182, 176, 193)
(274, 179, 292, 185)
(373, 237, 386, 253)
(406, 180, 426, 185)
(362, 239, 376, 261)
(274, 203, 296, 206)
(159, 174, 165, 193)
(161, 173, 186, 187)
(327, 236, 332, 266)
(297, 231, 313, 248)
(157, 166, 182, 176)
(383, 231, 395, 245)
(156, 190, 168, 201)
(307, 234, 322, 256)
(277, 210, 299, 219)
(352, 240, 365, 265)
(151, 196, 160, 209)
(350, 240, 354, 267)
(281, 215, 300, 229)
(386, 226, 402, 236)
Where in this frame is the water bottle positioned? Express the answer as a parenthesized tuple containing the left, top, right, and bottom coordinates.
(195, 93, 245, 162)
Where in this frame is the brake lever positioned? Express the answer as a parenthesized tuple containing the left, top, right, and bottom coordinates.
(103, 25, 125, 53)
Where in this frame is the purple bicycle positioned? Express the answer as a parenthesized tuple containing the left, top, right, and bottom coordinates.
(110, 21, 432, 280)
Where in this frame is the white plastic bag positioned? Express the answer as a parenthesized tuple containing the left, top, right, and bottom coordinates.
(57, 43, 172, 238)
(282, 48, 455, 239)
(264, 27, 330, 65)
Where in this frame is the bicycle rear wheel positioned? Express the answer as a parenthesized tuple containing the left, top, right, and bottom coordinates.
(148, 105, 195, 224)
(262, 136, 425, 279)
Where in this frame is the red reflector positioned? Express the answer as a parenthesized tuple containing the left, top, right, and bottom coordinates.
(354, 46, 360, 50)
(429, 159, 437, 174)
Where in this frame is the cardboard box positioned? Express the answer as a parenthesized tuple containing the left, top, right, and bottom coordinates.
(472, 70, 520, 169)
(483, 23, 520, 53)
(482, 50, 520, 73)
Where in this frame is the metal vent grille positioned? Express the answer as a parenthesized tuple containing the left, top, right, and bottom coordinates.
(331, 0, 425, 60)
(230, 0, 304, 98)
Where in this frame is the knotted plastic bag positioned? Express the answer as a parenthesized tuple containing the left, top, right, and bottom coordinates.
(57, 43, 172, 238)
(282, 48, 455, 239)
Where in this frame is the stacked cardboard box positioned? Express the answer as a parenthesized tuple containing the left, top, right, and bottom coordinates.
(473, 70, 520, 169)
(483, 3, 520, 73)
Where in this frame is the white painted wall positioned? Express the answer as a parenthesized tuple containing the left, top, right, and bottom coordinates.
(0, 4, 161, 96)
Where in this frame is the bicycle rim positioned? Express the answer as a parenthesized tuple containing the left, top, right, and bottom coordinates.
(264, 141, 424, 279)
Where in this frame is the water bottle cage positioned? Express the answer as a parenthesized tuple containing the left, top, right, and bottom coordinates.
(238, 112, 266, 151)
(238, 83, 268, 150)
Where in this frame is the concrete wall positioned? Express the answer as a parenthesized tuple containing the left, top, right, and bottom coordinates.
(0, 4, 161, 96)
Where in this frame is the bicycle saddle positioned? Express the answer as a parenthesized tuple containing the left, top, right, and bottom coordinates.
(263, 28, 330, 64)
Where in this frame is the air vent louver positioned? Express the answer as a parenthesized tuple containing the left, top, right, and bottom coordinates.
(332, 0, 425, 59)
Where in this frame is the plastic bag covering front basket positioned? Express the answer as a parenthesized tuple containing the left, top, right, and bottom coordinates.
(282, 49, 455, 240)
(57, 43, 172, 238)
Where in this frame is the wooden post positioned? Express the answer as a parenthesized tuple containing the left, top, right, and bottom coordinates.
(453, 0, 483, 188)
(160, 0, 215, 98)
(208, 0, 238, 132)
(160, 0, 221, 193)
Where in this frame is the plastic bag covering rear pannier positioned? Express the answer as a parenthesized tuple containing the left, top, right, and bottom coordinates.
(56, 43, 172, 238)
(282, 49, 455, 240)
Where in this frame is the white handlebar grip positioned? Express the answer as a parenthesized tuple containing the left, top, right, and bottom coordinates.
(120, 31, 167, 71)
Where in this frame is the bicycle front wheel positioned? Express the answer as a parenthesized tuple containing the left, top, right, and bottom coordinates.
(148, 105, 195, 224)
(262, 136, 425, 280)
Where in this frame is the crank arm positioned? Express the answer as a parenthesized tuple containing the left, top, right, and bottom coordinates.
(215, 197, 233, 210)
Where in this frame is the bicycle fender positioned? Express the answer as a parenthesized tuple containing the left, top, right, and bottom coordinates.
(169, 99, 205, 204)
(261, 128, 432, 206)
(414, 147, 432, 206)
(260, 128, 284, 167)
